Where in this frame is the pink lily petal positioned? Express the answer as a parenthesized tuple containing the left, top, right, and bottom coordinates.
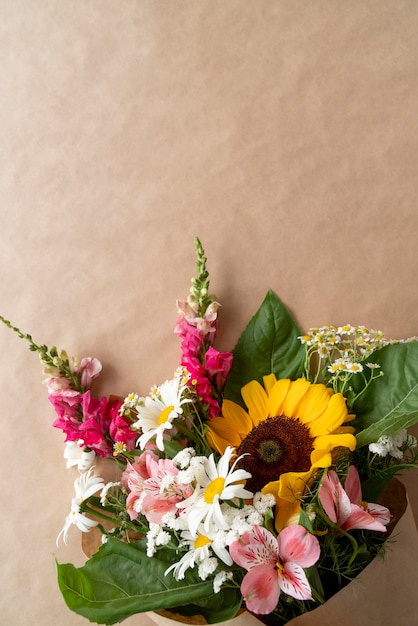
(342, 504, 388, 533)
(344, 465, 362, 504)
(241, 564, 280, 615)
(278, 561, 313, 601)
(367, 502, 392, 526)
(318, 471, 352, 525)
(278, 525, 321, 569)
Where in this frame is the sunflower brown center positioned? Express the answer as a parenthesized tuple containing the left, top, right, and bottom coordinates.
(237, 416, 314, 493)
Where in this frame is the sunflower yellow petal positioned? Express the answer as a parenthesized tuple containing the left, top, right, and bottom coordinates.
(263, 373, 277, 395)
(277, 469, 314, 502)
(221, 399, 254, 434)
(313, 432, 357, 453)
(297, 384, 333, 424)
(308, 393, 349, 437)
(241, 380, 269, 425)
(282, 379, 312, 418)
(310, 448, 332, 468)
(267, 378, 291, 416)
(206, 430, 234, 455)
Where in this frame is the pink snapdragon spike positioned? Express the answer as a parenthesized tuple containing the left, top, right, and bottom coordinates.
(121, 450, 194, 524)
(230, 525, 320, 615)
(175, 300, 233, 418)
(318, 466, 391, 532)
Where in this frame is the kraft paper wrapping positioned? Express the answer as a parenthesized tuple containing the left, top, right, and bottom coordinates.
(1, 2, 418, 626)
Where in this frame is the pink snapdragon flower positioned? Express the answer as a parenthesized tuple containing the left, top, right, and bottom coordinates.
(121, 450, 193, 524)
(51, 392, 83, 441)
(318, 466, 391, 532)
(175, 299, 220, 341)
(109, 412, 137, 450)
(78, 392, 122, 458)
(205, 346, 233, 388)
(230, 524, 320, 615)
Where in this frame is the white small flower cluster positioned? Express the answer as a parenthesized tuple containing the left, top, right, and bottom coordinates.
(146, 523, 172, 557)
(299, 325, 387, 383)
(369, 429, 415, 459)
(300, 325, 386, 356)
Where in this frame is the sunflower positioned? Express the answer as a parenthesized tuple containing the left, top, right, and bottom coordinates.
(206, 375, 356, 530)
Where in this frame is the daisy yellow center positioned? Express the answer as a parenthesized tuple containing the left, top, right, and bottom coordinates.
(194, 534, 212, 549)
(204, 477, 225, 504)
(237, 416, 314, 492)
(158, 405, 174, 426)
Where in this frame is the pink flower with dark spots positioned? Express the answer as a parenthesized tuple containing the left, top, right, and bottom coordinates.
(230, 524, 320, 615)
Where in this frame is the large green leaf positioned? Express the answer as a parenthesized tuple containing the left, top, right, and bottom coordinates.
(170, 587, 242, 623)
(57, 538, 221, 624)
(352, 342, 418, 447)
(224, 290, 306, 406)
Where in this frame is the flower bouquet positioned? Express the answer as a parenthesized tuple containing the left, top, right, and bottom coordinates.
(2, 238, 418, 625)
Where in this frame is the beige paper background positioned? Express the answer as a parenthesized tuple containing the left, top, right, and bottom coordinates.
(1, 2, 417, 625)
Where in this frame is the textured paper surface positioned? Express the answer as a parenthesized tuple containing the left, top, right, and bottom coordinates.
(1, 2, 418, 625)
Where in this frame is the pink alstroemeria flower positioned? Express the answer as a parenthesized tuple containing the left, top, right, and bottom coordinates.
(230, 524, 320, 615)
(121, 450, 193, 524)
(318, 466, 391, 532)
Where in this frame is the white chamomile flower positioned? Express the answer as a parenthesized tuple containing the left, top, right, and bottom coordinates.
(134, 377, 191, 451)
(63, 440, 96, 471)
(56, 467, 105, 545)
(177, 447, 253, 537)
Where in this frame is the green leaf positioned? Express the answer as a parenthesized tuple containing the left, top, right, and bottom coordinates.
(351, 342, 418, 447)
(224, 290, 306, 406)
(170, 586, 242, 623)
(56, 538, 215, 624)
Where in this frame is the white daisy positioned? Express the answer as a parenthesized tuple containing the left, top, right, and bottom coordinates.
(56, 467, 105, 545)
(134, 377, 191, 451)
(177, 446, 253, 536)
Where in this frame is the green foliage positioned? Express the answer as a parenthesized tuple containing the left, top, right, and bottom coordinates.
(57, 538, 239, 624)
(224, 290, 306, 406)
(352, 342, 418, 447)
